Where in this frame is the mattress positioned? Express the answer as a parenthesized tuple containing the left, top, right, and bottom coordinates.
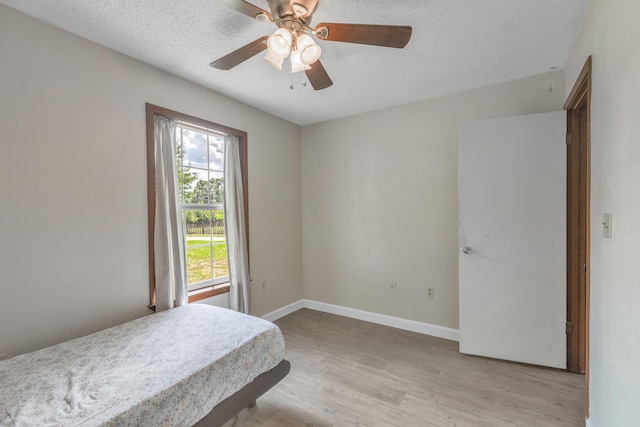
(0, 304, 285, 427)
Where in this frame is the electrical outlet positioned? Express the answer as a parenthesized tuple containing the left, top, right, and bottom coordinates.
(427, 287, 435, 299)
(388, 282, 397, 293)
(261, 281, 267, 292)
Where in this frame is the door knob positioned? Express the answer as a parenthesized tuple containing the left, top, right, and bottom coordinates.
(462, 246, 476, 255)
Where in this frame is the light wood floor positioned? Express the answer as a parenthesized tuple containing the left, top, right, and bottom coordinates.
(228, 309, 585, 427)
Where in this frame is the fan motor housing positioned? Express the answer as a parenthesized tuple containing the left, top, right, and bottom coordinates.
(268, 0, 318, 24)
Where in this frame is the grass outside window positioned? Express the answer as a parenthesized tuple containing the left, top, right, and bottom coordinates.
(186, 237, 229, 284)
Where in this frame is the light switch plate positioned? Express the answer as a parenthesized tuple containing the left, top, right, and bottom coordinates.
(603, 212, 612, 239)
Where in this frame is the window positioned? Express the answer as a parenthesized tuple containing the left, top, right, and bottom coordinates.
(146, 104, 249, 305)
(177, 124, 228, 290)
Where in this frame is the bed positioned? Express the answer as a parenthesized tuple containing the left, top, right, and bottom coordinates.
(0, 304, 290, 427)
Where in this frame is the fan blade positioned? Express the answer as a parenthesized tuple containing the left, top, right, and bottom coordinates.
(210, 36, 269, 70)
(305, 60, 333, 90)
(215, 0, 273, 21)
(315, 22, 412, 48)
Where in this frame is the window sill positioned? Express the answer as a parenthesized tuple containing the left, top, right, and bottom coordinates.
(188, 283, 230, 303)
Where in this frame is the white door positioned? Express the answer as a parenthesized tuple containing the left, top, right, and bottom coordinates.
(458, 111, 566, 369)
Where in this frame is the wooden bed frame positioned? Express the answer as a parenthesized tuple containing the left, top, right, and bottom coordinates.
(194, 359, 291, 427)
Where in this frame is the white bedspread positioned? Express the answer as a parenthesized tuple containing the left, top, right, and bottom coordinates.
(0, 304, 285, 427)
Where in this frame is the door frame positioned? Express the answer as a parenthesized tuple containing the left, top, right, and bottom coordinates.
(564, 56, 592, 416)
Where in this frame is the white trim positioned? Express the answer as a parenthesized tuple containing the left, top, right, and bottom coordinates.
(261, 300, 305, 322)
(262, 299, 459, 342)
(585, 417, 592, 427)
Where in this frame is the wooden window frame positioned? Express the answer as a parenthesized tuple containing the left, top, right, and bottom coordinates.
(146, 103, 249, 306)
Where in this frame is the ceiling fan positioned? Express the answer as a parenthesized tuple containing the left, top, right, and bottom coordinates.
(210, 0, 412, 90)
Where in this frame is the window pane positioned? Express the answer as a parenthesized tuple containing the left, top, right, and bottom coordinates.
(184, 209, 228, 286)
(209, 136, 225, 171)
(185, 209, 212, 285)
(182, 128, 208, 169)
(209, 170, 224, 205)
(213, 241, 228, 279)
(186, 168, 209, 204)
(212, 209, 227, 279)
(185, 209, 207, 236)
(186, 243, 212, 285)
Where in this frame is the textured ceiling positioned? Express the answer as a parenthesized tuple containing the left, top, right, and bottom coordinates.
(0, 0, 590, 125)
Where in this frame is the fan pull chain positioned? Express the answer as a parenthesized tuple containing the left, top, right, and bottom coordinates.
(289, 75, 309, 90)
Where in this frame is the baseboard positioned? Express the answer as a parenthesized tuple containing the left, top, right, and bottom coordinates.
(261, 300, 305, 322)
(264, 299, 459, 342)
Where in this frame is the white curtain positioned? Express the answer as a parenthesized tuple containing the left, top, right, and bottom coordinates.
(224, 135, 250, 313)
(153, 115, 187, 311)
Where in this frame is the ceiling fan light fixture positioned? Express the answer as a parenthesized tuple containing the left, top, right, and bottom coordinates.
(296, 33, 321, 64)
(255, 11, 271, 22)
(263, 49, 285, 70)
(292, 3, 308, 18)
(291, 0, 318, 18)
(289, 50, 310, 73)
(267, 28, 292, 57)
